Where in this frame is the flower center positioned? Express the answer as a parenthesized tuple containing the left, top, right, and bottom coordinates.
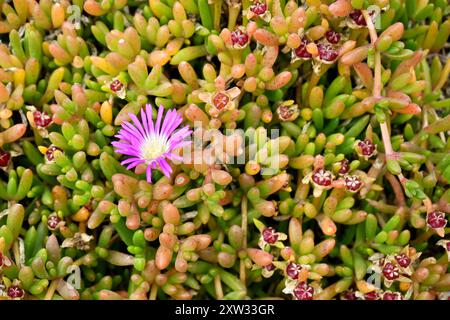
(277, 104, 298, 121)
(141, 136, 168, 161)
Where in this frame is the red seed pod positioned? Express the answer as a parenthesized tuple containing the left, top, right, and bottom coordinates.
(382, 292, 402, 300)
(338, 159, 350, 175)
(7, 285, 24, 299)
(426, 211, 447, 229)
(250, 1, 268, 15)
(286, 262, 302, 279)
(293, 282, 314, 300)
(349, 10, 367, 26)
(344, 175, 363, 192)
(110, 79, 125, 93)
(356, 139, 376, 157)
(395, 254, 411, 268)
(46, 145, 63, 161)
(0, 149, 11, 167)
(262, 227, 278, 244)
(364, 291, 379, 300)
(382, 262, 400, 281)
(47, 214, 62, 230)
(294, 38, 313, 59)
(33, 111, 52, 127)
(325, 30, 341, 44)
(317, 43, 339, 62)
(230, 28, 249, 48)
(312, 169, 333, 187)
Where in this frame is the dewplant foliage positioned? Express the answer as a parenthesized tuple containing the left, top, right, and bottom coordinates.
(0, 0, 449, 300)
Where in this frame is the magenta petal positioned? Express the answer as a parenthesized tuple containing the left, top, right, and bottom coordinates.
(158, 158, 172, 177)
(122, 121, 145, 140)
(140, 107, 150, 135)
(126, 159, 144, 170)
(128, 113, 147, 138)
(155, 105, 165, 134)
(146, 165, 153, 183)
(145, 104, 155, 134)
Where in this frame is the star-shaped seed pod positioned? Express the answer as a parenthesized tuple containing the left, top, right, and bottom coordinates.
(302, 168, 335, 197)
(354, 138, 377, 160)
(61, 232, 94, 251)
(291, 37, 314, 63)
(198, 81, 241, 118)
(426, 210, 447, 237)
(368, 253, 412, 288)
(276, 100, 299, 122)
(436, 239, 450, 262)
(254, 218, 287, 250)
(245, 0, 271, 22)
(26, 106, 53, 138)
(102, 76, 127, 99)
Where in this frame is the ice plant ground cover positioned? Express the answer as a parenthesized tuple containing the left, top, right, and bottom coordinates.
(0, 0, 449, 300)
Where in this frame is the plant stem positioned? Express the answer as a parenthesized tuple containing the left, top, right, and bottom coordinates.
(149, 283, 158, 300)
(44, 279, 60, 300)
(213, 0, 223, 31)
(363, 10, 396, 161)
(227, 0, 241, 30)
(240, 195, 247, 287)
(385, 172, 406, 206)
(214, 275, 224, 299)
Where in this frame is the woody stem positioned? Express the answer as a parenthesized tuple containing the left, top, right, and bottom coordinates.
(44, 279, 60, 300)
(363, 10, 395, 160)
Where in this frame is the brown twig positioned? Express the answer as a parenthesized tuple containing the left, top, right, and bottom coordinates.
(385, 172, 406, 207)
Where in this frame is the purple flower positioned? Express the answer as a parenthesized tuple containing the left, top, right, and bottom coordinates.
(112, 104, 192, 182)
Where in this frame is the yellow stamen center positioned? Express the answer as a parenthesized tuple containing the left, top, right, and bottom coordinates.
(141, 136, 168, 161)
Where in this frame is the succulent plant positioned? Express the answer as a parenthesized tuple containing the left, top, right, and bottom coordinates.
(0, 0, 448, 301)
